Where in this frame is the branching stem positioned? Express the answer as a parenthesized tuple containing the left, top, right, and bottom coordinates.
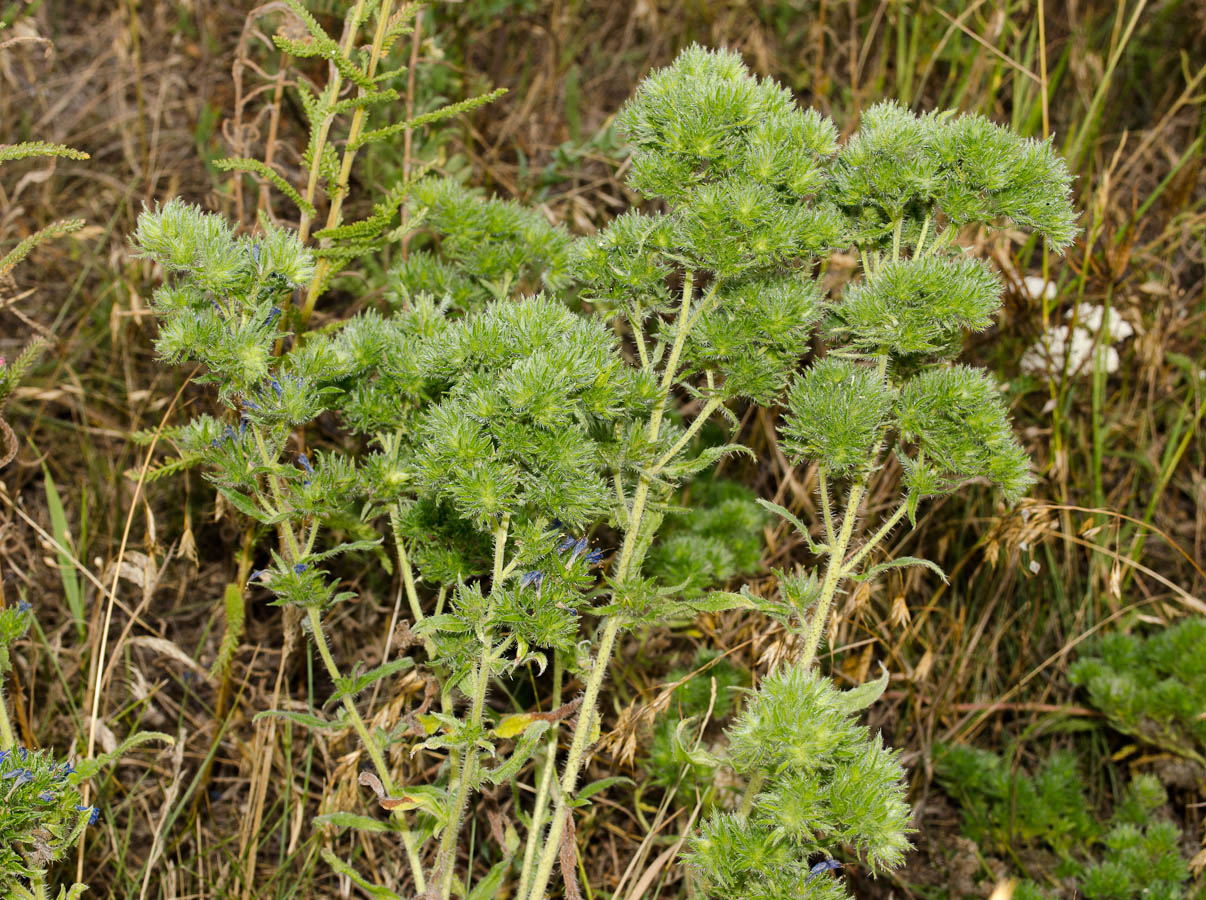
(305, 606, 427, 891)
(524, 273, 698, 900)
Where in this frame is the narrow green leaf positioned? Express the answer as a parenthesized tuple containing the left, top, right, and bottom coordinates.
(833, 663, 891, 714)
(41, 464, 85, 641)
(214, 158, 316, 219)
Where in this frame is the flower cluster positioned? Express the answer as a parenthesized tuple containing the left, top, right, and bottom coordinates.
(0, 745, 97, 890)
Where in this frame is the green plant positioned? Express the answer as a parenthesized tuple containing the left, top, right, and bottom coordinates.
(937, 747, 1194, 899)
(1069, 618, 1206, 767)
(132, 34, 1078, 900)
(645, 478, 768, 601)
(0, 141, 88, 468)
(0, 603, 95, 900)
(0, 134, 172, 900)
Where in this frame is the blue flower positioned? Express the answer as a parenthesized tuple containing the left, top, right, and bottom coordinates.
(521, 571, 545, 590)
(805, 858, 842, 882)
(76, 804, 100, 825)
(293, 563, 308, 575)
(297, 453, 314, 486)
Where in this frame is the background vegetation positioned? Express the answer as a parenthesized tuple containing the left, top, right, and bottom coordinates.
(1, 0, 1203, 896)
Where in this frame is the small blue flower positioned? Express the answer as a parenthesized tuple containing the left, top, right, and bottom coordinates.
(556, 536, 576, 554)
(805, 858, 842, 882)
(248, 569, 271, 585)
(268, 377, 283, 399)
(39, 791, 55, 802)
(16, 600, 31, 614)
(250, 243, 261, 266)
(585, 549, 605, 566)
(293, 563, 308, 575)
(76, 804, 100, 826)
(297, 453, 314, 485)
(520, 571, 545, 590)
(265, 306, 281, 328)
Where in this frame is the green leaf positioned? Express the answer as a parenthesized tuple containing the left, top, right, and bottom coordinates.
(0, 141, 89, 165)
(0, 218, 84, 277)
(466, 858, 510, 900)
(482, 721, 551, 786)
(42, 463, 85, 641)
(833, 662, 890, 714)
(756, 497, 822, 553)
(252, 708, 341, 731)
(319, 849, 404, 900)
(351, 89, 508, 150)
(571, 775, 634, 807)
(72, 730, 174, 779)
(217, 486, 272, 523)
(684, 590, 756, 613)
(854, 555, 948, 584)
(327, 656, 415, 707)
(412, 614, 471, 635)
(214, 157, 317, 219)
(314, 812, 397, 833)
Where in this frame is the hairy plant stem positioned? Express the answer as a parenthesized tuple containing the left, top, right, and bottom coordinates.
(842, 499, 909, 577)
(516, 654, 565, 900)
(434, 513, 510, 898)
(388, 502, 425, 627)
(800, 477, 865, 671)
(524, 274, 700, 900)
(801, 355, 890, 670)
(305, 606, 427, 891)
(737, 769, 765, 817)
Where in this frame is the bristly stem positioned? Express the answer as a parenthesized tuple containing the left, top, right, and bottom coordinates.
(389, 501, 425, 627)
(516, 654, 564, 900)
(434, 513, 510, 897)
(524, 273, 698, 900)
(842, 499, 910, 577)
(800, 475, 865, 671)
(305, 606, 427, 892)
